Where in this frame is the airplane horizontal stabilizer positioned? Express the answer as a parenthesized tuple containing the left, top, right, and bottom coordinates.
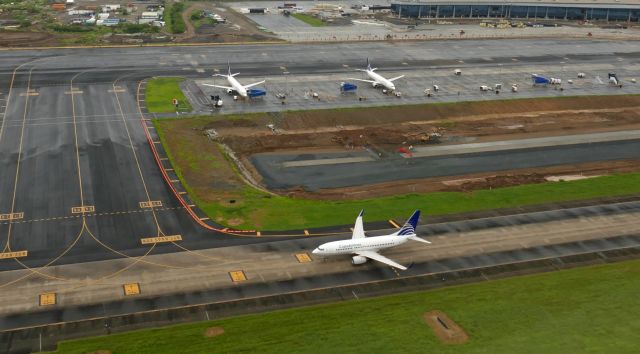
(409, 235, 431, 244)
(388, 75, 405, 82)
(243, 80, 266, 89)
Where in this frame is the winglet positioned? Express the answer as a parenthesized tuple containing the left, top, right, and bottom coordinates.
(358, 209, 364, 217)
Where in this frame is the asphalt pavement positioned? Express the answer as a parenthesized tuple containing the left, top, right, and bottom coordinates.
(1, 39, 640, 338)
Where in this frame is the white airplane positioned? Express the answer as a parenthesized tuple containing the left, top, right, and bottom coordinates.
(347, 58, 404, 91)
(203, 64, 266, 98)
(312, 210, 429, 270)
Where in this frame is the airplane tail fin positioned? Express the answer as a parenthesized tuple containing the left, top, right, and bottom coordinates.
(228, 61, 232, 76)
(394, 210, 420, 236)
(366, 57, 372, 71)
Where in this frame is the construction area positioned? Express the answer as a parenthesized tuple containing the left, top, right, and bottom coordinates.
(164, 95, 640, 200)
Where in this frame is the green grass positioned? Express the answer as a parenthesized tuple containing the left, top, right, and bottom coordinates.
(154, 118, 640, 230)
(291, 13, 326, 27)
(48, 259, 640, 353)
(145, 77, 192, 113)
(164, 2, 186, 34)
(213, 173, 640, 230)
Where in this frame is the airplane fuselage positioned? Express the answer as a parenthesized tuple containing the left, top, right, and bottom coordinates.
(367, 70, 396, 91)
(313, 235, 407, 256)
(227, 76, 248, 97)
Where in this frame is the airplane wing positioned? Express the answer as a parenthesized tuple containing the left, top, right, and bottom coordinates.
(202, 84, 234, 90)
(356, 251, 407, 270)
(346, 78, 377, 84)
(242, 80, 266, 89)
(352, 210, 365, 239)
(388, 75, 405, 82)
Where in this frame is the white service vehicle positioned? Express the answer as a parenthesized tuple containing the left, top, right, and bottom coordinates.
(480, 85, 493, 91)
(312, 210, 429, 270)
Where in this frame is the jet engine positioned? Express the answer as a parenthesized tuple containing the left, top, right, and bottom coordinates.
(227, 89, 236, 95)
(372, 82, 379, 88)
(351, 256, 367, 265)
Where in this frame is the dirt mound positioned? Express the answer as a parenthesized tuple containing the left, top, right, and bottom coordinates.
(423, 311, 469, 344)
(0, 31, 56, 47)
(85, 350, 112, 354)
(457, 174, 547, 191)
(204, 326, 225, 337)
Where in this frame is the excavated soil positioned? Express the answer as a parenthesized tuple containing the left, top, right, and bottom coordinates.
(423, 311, 469, 344)
(0, 31, 59, 47)
(204, 96, 640, 198)
(164, 95, 640, 200)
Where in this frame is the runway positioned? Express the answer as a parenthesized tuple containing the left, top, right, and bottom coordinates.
(251, 134, 640, 191)
(1, 39, 640, 342)
(1, 200, 639, 331)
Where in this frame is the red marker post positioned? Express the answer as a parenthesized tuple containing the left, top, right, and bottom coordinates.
(172, 98, 178, 108)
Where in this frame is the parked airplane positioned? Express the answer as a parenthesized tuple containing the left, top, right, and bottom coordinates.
(312, 210, 429, 270)
(347, 59, 404, 91)
(203, 64, 266, 98)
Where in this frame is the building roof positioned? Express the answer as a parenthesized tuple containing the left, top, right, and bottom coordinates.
(392, 0, 640, 8)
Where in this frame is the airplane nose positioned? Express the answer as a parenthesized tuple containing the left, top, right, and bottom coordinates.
(312, 248, 318, 254)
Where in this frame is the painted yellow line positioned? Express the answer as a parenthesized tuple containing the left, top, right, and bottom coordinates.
(178, 191, 187, 195)
(140, 234, 182, 245)
(199, 217, 210, 221)
(170, 179, 179, 183)
(388, 219, 401, 228)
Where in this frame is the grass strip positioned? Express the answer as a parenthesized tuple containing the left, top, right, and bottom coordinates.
(292, 13, 326, 27)
(145, 77, 192, 113)
(48, 259, 640, 353)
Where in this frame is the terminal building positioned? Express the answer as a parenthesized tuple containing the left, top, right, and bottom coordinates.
(390, 0, 640, 22)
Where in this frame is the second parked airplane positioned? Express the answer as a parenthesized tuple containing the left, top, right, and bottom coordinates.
(347, 58, 404, 92)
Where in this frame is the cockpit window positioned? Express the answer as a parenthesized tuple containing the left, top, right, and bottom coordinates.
(318, 247, 324, 251)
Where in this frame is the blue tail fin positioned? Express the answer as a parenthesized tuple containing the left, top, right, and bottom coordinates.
(395, 210, 420, 236)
